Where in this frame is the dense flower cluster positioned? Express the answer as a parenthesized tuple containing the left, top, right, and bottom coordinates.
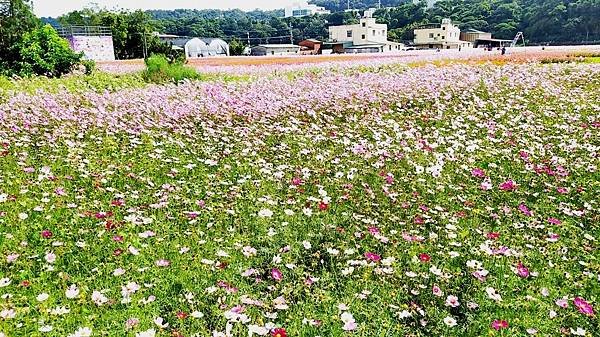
(0, 55, 598, 336)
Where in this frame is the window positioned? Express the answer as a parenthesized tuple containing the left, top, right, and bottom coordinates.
(429, 33, 434, 38)
(362, 34, 366, 40)
(382, 30, 386, 35)
(347, 30, 353, 38)
(373, 30, 376, 35)
(442, 36, 445, 39)
(442, 27, 446, 30)
(362, 22, 366, 27)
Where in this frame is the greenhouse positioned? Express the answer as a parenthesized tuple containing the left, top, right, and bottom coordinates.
(184, 38, 229, 58)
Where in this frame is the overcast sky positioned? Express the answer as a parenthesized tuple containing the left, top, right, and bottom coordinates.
(33, 0, 299, 17)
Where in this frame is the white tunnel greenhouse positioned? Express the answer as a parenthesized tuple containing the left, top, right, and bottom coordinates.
(184, 38, 230, 58)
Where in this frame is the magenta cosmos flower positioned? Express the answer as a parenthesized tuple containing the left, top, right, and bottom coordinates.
(471, 168, 486, 178)
(364, 252, 381, 262)
(573, 297, 594, 316)
(516, 262, 530, 278)
(499, 180, 517, 191)
(491, 319, 508, 330)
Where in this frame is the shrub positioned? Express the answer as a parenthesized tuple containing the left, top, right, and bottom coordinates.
(81, 60, 96, 75)
(14, 25, 83, 77)
(142, 54, 201, 83)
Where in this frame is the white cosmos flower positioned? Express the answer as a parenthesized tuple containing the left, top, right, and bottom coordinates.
(191, 311, 204, 318)
(36, 293, 49, 302)
(91, 291, 108, 306)
(485, 287, 502, 301)
(135, 329, 156, 337)
(66, 285, 80, 299)
(39, 325, 53, 332)
(154, 317, 169, 328)
(0, 309, 16, 319)
(128, 246, 140, 255)
(257, 209, 273, 217)
(67, 327, 92, 337)
(0, 278, 11, 287)
(247, 325, 269, 336)
(443, 316, 457, 327)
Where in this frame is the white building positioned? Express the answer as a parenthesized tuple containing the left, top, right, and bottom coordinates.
(284, 2, 330, 18)
(327, 10, 403, 53)
(413, 19, 472, 49)
(250, 44, 300, 56)
(413, 0, 439, 8)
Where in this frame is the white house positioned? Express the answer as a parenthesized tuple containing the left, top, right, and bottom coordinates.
(328, 10, 403, 53)
(284, 2, 330, 18)
(413, 19, 472, 49)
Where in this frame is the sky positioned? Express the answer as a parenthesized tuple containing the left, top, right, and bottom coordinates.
(32, 0, 300, 17)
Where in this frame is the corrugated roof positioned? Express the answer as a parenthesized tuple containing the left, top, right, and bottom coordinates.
(255, 44, 299, 48)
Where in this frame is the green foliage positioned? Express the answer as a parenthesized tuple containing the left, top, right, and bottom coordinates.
(145, 0, 599, 44)
(81, 59, 96, 75)
(13, 25, 83, 77)
(0, 0, 40, 73)
(142, 54, 201, 83)
(229, 38, 247, 56)
(58, 9, 171, 60)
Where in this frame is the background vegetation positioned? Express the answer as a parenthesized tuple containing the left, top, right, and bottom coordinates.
(0, 0, 85, 77)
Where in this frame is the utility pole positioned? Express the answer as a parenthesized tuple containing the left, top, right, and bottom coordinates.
(289, 24, 293, 44)
(247, 31, 250, 47)
(142, 31, 148, 59)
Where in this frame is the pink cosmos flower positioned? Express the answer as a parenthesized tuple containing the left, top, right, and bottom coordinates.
(271, 268, 283, 282)
(480, 178, 492, 190)
(555, 299, 568, 308)
(155, 259, 170, 267)
(432, 285, 443, 297)
(518, 203, 532, 216)
(364, 252, 381, 262)
(517, 262, 530, 278)
(573, 297, 594, 316)
(491, 320, 508, 330)
(385, 174, 394, 185)
(499, 180, 517, 191)
(445, 295, 460, 307)
(368, 226, 380, 235)
(292, 177, 303, 186)
(548, 218, 562, 225)
(471, 168, 485, 178)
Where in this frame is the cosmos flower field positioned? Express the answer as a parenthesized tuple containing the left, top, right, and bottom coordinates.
(0, 54, 599, 337)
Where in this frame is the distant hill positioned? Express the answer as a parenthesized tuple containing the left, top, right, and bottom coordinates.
(308, 0, 408, 11)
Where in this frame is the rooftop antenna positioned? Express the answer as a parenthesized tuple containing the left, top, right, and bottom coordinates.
(378, 0, 381, 9)
(347, 0, 350, 10)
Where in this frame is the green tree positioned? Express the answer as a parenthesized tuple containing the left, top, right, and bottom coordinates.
(229, 38, 247, 56)
(14, 24, 83, 77)
(0, 0, 40, 69)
